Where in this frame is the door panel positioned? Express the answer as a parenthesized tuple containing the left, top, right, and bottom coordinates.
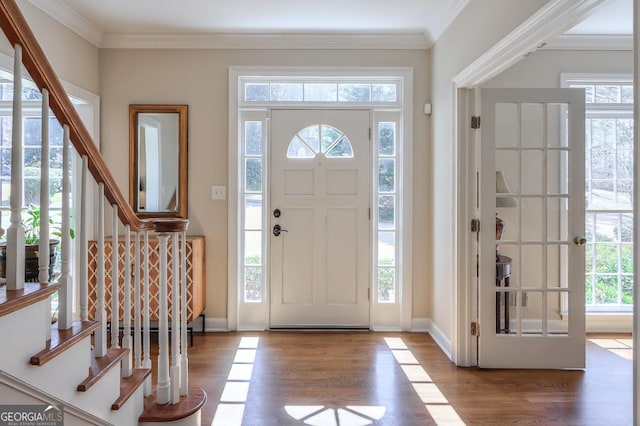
(479, 88, 585, 368)
(270, 109, 371, 327)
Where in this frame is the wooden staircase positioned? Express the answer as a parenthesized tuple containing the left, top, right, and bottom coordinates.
(0, 0, 206, 424)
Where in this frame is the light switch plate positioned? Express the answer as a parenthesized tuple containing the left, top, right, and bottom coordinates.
(212, 185, 226, 200)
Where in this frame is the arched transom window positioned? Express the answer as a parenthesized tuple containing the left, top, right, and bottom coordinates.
(287, 124, 354, 159)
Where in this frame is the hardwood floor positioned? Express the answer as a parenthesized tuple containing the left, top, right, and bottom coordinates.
(183, 332, 632, 425)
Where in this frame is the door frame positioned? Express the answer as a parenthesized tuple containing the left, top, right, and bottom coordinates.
(452, 0, 609, 366)
(228, 67, 414, 331)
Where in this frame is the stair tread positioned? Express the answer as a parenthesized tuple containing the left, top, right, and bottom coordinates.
(30, 320, 99, 366)
(112, 368, 151, 410)
(77, 347, 129, 392)
(139, 387, 207, 423)
(0, 281, 61, 317)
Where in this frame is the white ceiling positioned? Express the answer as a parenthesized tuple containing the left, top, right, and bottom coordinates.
(566, 0, 631, 35)
(26, 0, 633, 50)
(26, 0, 469, 49)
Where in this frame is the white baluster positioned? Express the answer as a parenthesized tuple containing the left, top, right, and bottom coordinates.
(111, 205, 120, 348)
(122, 225, 132, 377)
(6, 44, 25, 291)
(95, 183, 107, 357)
(180, 230, 189, 395)
(133, 231, 142, 369)
(57, 125, 72, 329)
(170, 233, 181, 403)
(143, 230, 151, 396)
(38, 89, 49, 285)
(79, 156, 88, 321)
(155, 233, 171, 404)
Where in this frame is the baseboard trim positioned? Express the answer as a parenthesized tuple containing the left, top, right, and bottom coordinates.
(411, 318, 429, 332)
(204, 317, 228, 332)
(425, 319, 453, 360)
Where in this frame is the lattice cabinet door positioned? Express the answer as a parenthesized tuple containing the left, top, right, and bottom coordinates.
(88, 235, 205, 323)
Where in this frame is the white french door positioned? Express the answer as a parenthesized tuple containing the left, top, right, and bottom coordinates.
(479, 88, 586, 368)
(269, 109, 371, 327)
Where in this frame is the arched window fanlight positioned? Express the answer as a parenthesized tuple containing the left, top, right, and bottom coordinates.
(287, 124, 354, 159)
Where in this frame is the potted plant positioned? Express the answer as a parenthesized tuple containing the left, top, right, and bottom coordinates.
(0, 204, 73, 281)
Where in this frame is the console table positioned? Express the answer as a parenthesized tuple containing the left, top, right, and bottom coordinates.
(496, 255, 512, 334)
(87, 235, 206, 326)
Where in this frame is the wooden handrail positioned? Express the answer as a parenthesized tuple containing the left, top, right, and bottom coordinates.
(0, 0, 157, 231)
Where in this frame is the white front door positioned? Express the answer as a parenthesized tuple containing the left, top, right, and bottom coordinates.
(270, 109, 371, 327)
(479, 88, 586, 368)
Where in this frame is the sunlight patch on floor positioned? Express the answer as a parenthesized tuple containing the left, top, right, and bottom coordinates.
(589, 338, 633, 360)
(211, 337, 260, 426)
(284, 405, 386, 426)
(385, 337, 466, 426)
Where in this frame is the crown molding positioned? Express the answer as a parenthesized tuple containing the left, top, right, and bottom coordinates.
(100, 32, 430, 50)
(543, 34, 632, 51)
(26, 0, 103, 47)
(453, 0, 608, 88)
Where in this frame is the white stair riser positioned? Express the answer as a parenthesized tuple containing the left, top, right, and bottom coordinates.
(74, 363, 122, 417)
(0, 383, 98, 426)
(111, 384, 145, 426)
(0, 300, 49, 371)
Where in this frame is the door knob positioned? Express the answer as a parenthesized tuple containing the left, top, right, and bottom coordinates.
(574, 237, 587, 246)
(274, 208, 281, 218)
(273, 224, 288, 236)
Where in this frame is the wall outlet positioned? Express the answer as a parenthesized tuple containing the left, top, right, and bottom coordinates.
(212, 185, 226, 200)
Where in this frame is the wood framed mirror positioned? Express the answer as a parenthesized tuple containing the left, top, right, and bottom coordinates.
(129, 104, 188, 218)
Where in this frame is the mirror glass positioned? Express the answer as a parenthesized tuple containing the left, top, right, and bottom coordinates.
(129, 105, 187, 218)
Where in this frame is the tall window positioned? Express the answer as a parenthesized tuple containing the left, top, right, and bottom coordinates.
(566, 76, 633, 312)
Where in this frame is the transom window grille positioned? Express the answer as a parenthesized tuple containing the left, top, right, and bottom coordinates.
(565, 76, 633, 312)
(287, 124, 353, 159)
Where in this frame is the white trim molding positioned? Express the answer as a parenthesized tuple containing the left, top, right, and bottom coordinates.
(426, 319, 453, 360)
(454, 0, 608, 88)
(544, 34, 632, 51)
(101, 32, 430, 50)
(205, 317, 229, 332)
(26, 0, 103, 47)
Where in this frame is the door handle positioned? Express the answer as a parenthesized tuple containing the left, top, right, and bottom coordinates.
(273, 224, 288, 236)
(574, 237, 587, 246)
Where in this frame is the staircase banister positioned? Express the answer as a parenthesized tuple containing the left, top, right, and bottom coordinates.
(0, 0, 151, 232)
(152, 219, 190, 234)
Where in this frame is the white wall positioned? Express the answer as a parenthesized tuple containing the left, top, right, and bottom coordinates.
(483, 49, 632, 88)
(99, 48, 431, 321)
(0, 0, 101, 94)
(430, 0, 549, 350)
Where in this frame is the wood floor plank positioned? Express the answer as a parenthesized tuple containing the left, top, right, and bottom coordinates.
(178, 332, 632, 426)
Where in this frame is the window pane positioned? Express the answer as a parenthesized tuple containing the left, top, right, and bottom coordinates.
(49, 118, 63, 146)
(621, 85, 634, 103)
(379, 195, 395, 229)
(372, 84, 397, 102)
(244, 231, 262, 265)
(595, 85, 621, 103)
(299, 125, 320, 152)
(245, 83, 269, 102)
(24, 118, 42, 148)
(321, 125, 342, 153)
(304, 84, 337, 102)
(590, 119, 615, 149)
(0, 117, 10, 146)
(245, 195, 262, 230)
(379, 122, 396, 156)
(0, 148, 10, 176)
(287, 137, 315, 158)
(378, 231, 395, 266)
(379, 159, 395, 192)
(245, 159, 262, 192)
(338, 84, 371, 102)
(595, 275, 618, 304)
(622, 275, 633, 304)
(244, 266, 262, 302)
(270, 83, 303, 102)
(245, 121, 263, 156)
(617, 119, 633, 149)
(325, 138, 353, 158)
(378, 267, 396, 303)
(0, 178, 9, 207)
